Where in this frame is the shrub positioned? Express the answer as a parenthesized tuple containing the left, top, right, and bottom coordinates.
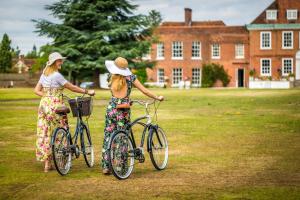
(249, 69, 256, 77)
(134, 68, 147, 84)
(201, 63, 231, 87)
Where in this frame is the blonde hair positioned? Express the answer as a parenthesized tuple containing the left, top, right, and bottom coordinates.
(43, 64, 58, 76)
(109, 74, 126, 91)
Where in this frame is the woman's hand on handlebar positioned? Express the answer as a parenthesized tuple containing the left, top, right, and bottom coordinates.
(156, 95, 164, 101)
(87, 89, 95, 96)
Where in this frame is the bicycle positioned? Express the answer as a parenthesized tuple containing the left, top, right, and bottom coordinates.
(108, 99, 168, 180)
(51, 94, 94, 175)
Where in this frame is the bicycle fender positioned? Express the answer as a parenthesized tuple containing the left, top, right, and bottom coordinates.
(147, 125, 158, 152)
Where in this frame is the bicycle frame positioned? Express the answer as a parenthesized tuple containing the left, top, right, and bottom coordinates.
(51, 96, 89, 152)
(108, 100, 160, 154)
(69, 97, 85, 146)
(128, 117, 159, 153)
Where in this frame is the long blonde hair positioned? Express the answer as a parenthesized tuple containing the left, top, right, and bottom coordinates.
(109, 74, 126, 91)
(43, 64, 58, 76)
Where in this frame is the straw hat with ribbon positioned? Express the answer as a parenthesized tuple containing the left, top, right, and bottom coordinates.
(105, 57, 132, 76)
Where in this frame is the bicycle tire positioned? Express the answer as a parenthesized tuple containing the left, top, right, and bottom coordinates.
(109, 130, 134, 180)
(52, 127, 72, 175)
(81, 124, 94, 167)
(149, 126, 168, 170)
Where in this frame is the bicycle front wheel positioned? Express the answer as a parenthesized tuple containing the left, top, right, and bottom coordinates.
(81, 124, 94, 167)
(52, 128, 72, 175)
(109, 131, 134, 180)
(149, 126, 168, 170)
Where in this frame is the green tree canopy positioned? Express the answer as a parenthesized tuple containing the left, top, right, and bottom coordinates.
(0, 33, 13, 73)
(33, 0, 162, 82)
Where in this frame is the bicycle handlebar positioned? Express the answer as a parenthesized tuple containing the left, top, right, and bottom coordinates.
(62, 93, 91, 101)
(130, 99, 156, 106)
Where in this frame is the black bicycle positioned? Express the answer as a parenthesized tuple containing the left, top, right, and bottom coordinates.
(108, 99, 168, 180)
(51, 95, 94, 175)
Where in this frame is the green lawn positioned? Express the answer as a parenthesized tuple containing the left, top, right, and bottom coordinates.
(0, 88, 300, 200)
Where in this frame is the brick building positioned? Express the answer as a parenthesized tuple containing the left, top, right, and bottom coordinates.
(247, 0, 300, 81)
(146, 0, 300, 88)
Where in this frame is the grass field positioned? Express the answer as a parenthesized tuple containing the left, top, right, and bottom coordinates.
(0, 88, 300, 200)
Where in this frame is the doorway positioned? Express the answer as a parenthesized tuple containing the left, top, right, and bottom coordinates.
(238, 69, 244, 87)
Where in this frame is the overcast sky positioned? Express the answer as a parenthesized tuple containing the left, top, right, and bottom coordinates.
(0, 0, 274, 54)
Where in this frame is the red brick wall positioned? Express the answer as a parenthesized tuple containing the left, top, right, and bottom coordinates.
(249, 30, 300, 79)
(148, 29, 249, 87)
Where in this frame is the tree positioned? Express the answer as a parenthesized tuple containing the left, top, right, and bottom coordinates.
(26, 45, 38, 58)
(0, 33, 12, 73)
(31, 44, 52, 73)
(11, 46, 21, 59)
(33, 0, 162, 84)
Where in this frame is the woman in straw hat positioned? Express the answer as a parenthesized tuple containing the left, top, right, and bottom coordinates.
(102, 57, 164, 174)
(34, 52, 95, 172)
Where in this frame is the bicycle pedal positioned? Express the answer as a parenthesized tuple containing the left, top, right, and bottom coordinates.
(138, 155, 145, 163)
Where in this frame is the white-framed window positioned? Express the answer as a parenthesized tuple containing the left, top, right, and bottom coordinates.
(287, 9, 298, 20)
(260, 58, 272, 76)
(157, 68, 165, 83)
(235, 44, 245, 59)
(266, 10, 277, 20)
(192, 41, 201, 59)
(192, 68, 201, 86)
(260, 32, 272, 50)
(156, 43, 164, 60)
(282, 58, 293, 76)
(172, 68, 182, 85)
(211, 44, 220, 59)
(172, 41, 183, 59)
(282, 31, 293, 49)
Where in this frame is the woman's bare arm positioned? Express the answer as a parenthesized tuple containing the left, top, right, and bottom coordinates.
(34, 83, 43, 97)
(133, 79, 163, 101)
(64, 82, 95, 96)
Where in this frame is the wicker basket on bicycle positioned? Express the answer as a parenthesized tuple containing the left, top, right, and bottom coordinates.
(68, 97, 93, 117)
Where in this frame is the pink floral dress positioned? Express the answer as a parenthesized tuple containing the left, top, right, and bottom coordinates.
(36, 88, 68, 161)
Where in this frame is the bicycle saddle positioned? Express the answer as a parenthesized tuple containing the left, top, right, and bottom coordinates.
(55, 106, 70, 115)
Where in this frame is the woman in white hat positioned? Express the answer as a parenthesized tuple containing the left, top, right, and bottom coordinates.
(102, 57, 164, 174)
(34, 52, 95, 172)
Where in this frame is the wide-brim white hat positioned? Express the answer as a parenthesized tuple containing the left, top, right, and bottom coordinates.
(46, 52, 66, 67)
(105, 57, 132, 76)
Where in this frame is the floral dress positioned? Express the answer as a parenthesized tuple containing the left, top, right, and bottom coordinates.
(102, 74, 137, 169)
(36, 88, 68, 162)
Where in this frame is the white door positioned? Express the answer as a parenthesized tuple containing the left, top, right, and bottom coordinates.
(296, 51, 300, 80)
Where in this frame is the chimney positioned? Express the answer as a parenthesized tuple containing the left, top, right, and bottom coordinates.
(185, 8, 192, 26)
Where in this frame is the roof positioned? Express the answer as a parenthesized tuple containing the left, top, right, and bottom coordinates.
(156, 25, 248, 35)
(251, 0, 300, 24)
(161, 20, 226, 27)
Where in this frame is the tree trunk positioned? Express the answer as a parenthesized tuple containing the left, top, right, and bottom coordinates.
(93, 69, 100, 88)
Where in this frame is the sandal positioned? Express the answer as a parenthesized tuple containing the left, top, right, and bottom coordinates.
(103, 169, 111, 175)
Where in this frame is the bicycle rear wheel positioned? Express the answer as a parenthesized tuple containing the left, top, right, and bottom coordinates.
(109, 131, 134, 180)
(81, 124, 94, 167)
(149, 126, 168, 170)
(52, 128, 72, 175)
